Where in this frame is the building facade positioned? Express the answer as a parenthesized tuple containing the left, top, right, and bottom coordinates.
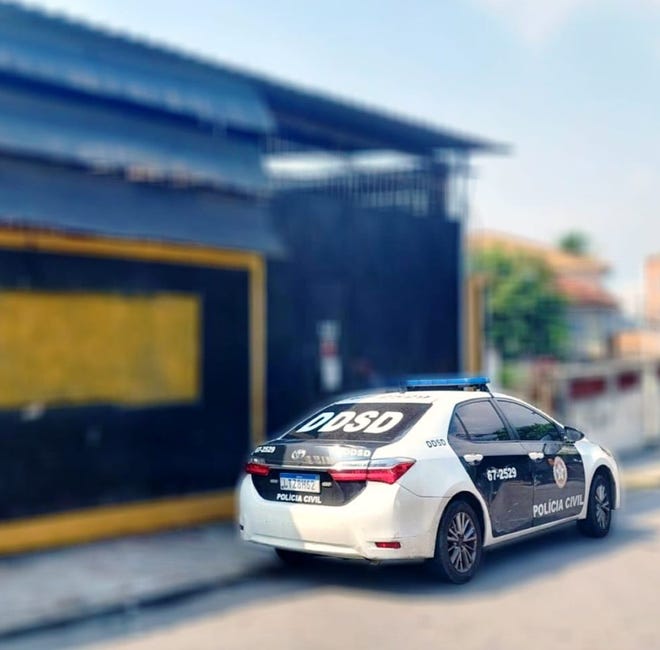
(645, 255, 660, 326)
(0, 3, 492, 551)
(612, 254, 660, 359)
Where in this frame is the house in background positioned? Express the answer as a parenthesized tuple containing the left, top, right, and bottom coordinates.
(645, 254, 660, 326)
(468, 231, 621, 361)
(613, 255, 660, 359)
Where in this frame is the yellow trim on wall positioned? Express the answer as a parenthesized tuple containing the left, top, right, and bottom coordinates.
(0, 491, 236, 555)
(0, 291, 200, 409)
(249, 257, 266, 447)
(464, 274, 486, 375)
(0, 226, 266, 549)
(0, 226, 267, 450)
(0, 229, 257, 271)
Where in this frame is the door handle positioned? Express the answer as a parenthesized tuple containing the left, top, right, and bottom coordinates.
(463, 453, 483, 465)
(528, 451, 545, 461)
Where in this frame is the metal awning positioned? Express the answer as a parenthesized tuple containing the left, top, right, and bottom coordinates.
(253, 79, 503, 155)
(0, 4, 275, 135)
(0, 83, 267, 195)
(0, 4, 501, 158)
(0, 156, 283, 256)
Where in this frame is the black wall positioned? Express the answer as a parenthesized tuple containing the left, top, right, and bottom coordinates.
(0, 249, 250, 521)
(267, 191, 461, 434)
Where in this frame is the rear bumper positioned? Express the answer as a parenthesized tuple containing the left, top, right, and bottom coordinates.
(238, 475, 447, 560)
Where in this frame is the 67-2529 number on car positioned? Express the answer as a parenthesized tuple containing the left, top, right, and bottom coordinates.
(486, 466, 517, 481)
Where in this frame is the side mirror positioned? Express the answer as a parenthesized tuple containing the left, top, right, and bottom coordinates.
(564, 426, 584, 443)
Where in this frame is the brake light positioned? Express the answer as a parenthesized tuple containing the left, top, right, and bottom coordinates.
(366, 461, 415, 483)
(245, 461, 270, 477)
(328, 459, 415, 484)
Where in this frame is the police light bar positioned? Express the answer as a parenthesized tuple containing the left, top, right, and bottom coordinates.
(404, 376, 491, 391)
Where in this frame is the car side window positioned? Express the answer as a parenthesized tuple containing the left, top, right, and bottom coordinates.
(448, 413, 468, 438)
(497, 400, 561, 442)
(455, 401, 510, 442)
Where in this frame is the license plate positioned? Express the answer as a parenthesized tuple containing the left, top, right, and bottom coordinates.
(279, 473, 320, 493)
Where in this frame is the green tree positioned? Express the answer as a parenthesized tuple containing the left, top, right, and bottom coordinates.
(558, 231, 590, 256)
(472, 249, 568, 360)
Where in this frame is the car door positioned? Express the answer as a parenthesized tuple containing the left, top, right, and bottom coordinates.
(496, 399, 586, 526)
(450, 399, 534, 537)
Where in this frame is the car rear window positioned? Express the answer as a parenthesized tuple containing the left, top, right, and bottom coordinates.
(280, 402, 431, 443)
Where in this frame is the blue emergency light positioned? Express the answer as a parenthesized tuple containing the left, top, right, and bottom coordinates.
(404, 376, 491, 391)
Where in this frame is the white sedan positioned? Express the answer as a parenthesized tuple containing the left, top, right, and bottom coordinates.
(238, 377, 620, 583)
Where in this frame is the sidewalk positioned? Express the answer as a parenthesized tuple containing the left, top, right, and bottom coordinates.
(0, 523, 275, 640)
(0, 457, 658, 641)
(620, 445, 660, 490)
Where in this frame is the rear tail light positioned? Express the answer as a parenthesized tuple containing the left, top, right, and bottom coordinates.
(245, 461, 270, 477)
(328, 458, 415, 484)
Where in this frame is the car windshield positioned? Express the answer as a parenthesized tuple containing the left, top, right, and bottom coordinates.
(280, 402, 431, 443)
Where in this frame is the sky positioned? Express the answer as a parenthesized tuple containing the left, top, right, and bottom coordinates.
(24, 0, 660, 314)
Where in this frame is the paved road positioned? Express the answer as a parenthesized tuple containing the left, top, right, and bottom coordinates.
(6, 489, 660, 650)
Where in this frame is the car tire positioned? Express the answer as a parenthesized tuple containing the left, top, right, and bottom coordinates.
(275, 548, 310, 567)
(577, 472, 613, 538)
(429, 499, 483, 584)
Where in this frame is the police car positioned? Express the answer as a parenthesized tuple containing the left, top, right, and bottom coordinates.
(238, 377, 620, 583)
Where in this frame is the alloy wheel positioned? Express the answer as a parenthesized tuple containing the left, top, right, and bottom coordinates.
(594, 481, 611, 530)
(447, 511, 478, 572)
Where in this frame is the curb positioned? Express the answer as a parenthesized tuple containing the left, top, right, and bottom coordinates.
(622, 470, 660, 491)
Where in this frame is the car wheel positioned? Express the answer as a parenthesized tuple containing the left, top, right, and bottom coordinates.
(578, 472, 613, 538)
(275, 548, 310, 567)
(430, 499, 483, 584)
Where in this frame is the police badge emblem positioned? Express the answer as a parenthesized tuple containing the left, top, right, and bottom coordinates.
(552, 456, 568, 488)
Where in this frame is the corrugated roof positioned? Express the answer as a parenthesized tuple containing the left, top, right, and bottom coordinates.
(0, 81, 267, 194)
(0, 156, 282, 255)
(0, 4, 275, 134)
(254, 79, 502, 154)
(0, 3, 498, 156)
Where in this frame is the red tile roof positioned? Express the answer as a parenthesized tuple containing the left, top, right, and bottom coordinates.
(468, 230, 619, 309)
(468, 230, 610, 274)
(554, 276, 618, 308)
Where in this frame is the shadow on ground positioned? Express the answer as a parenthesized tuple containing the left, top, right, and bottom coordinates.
(6, 489, 659, 650)
(263, 508, 656, 600)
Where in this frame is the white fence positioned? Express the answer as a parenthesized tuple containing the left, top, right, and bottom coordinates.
(547, 360, 660, 454)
